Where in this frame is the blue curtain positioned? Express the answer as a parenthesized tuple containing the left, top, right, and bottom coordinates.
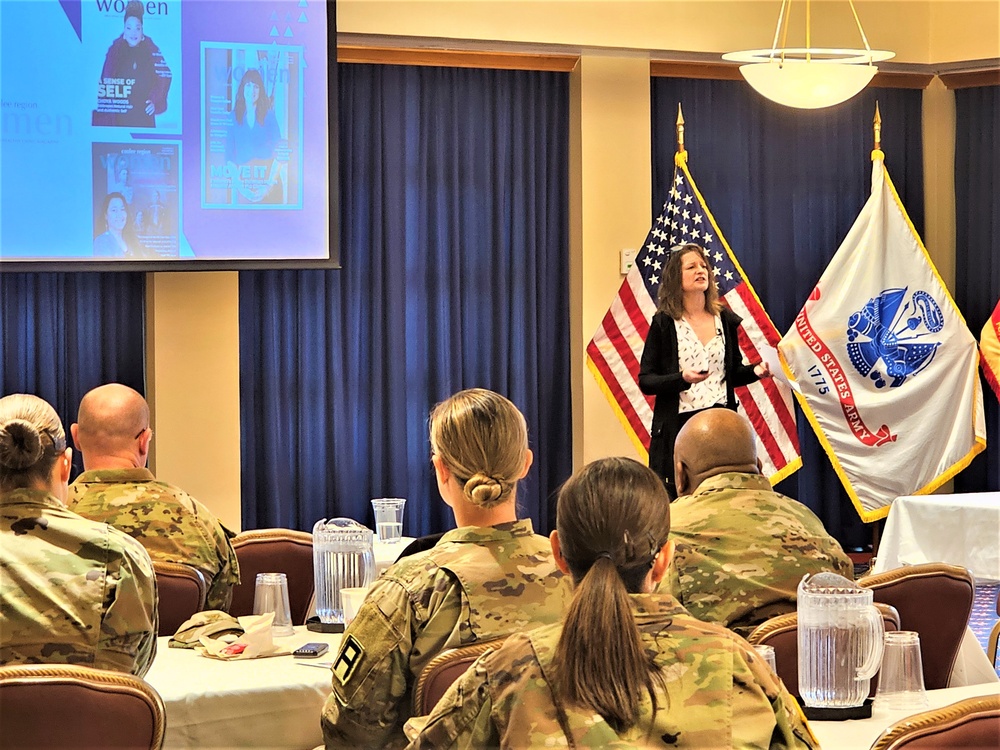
(954, 85, 1000, 493)
(0, 272, 147, 476)
(239, 64, 571, 537)
(651, 78, 925, 549)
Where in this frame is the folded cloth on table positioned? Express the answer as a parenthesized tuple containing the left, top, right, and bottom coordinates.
(169, 610, 244, 649)
(197, 613, 292, 660)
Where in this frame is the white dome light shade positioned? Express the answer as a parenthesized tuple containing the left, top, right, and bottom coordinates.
(739, 59, 878, 109)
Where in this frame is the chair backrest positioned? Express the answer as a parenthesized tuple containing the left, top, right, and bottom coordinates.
(230, 529, 314, 625)
(413, 638, 506, 716)
(747, 602, 901, 698)
(988, 589, 1000, 667)
(869, 694, 1000, 750)
(0, 663, 166, 750)
(153, 561, 209, 637)
(858, 562, 975, 689)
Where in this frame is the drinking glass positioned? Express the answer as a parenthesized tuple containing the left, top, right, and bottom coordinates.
(252, 572, 295, 637)
(754, 644, 777, 672)
(340, 586, 370, 625)
(372, 498, 406, 543)
(875, 631, 929, 711)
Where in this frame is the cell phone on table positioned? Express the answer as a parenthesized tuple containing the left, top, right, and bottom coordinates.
(293, 642, 330, 658)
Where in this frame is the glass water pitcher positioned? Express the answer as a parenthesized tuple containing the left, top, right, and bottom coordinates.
(312, 518, 376, 625)
(797, 572, 885, 708)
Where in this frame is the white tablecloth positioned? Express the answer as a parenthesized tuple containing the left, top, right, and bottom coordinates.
(375, 536, 414, 574)
(873, 492, 1000, 583)
(810, 682, 1000, 749)
(144, 627, 342, 750)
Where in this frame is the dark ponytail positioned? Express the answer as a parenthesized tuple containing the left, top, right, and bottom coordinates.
(551, 458, 671, 734)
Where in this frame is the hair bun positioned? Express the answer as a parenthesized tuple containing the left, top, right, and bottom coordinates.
(0, 419, 46, 470)
(463, 472, 510, 508)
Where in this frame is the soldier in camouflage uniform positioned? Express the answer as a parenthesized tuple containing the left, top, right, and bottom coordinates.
(321, 389, 572, 750)
(663, 408, 854, 636)
(67, 384, 239, 611)
(405, 457, 817, 749)
(0, 394, 158, 676)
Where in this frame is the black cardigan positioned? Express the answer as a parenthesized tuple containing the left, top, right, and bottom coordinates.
(638, 307, 760, 486)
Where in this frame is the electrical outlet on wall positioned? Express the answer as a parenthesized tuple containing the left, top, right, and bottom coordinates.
(620, 248, 637, 275)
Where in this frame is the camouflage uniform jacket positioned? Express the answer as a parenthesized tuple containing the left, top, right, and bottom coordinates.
(0, 488, 158, 676)
(68, 468, 240, 611)
(321, 518, 573, 750)
(662, 472, 854, 636)
(405, 592, 818, 749)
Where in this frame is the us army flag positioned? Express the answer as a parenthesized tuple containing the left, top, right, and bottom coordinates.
(981, 299, 1000, 401)
(778, 150, 986, 522)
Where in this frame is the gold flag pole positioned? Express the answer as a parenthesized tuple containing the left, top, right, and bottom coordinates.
(869, 98, 885, 563)
(873, 101, 882, 152)
(675, 103, 687, 165)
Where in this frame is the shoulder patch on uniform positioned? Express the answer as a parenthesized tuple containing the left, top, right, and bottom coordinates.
(332, 634, 365, 685)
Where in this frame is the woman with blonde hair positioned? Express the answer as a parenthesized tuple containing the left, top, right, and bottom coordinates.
(407, 457, 817, 749)
(0, 393, 157, 675)
(322, 388, 572, 750)
(639, 243, 771, 498)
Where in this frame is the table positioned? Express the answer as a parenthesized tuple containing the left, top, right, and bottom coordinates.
(810, 681, 1000, 749)
(144, 627, 341, 750)
(873, 492, 1000, 583)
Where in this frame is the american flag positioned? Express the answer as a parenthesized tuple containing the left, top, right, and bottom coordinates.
(586, 154, 801, 482)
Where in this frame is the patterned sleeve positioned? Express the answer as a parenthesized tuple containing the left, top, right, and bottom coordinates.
(203, 520, 241, 611)
(733, 639, 819, 750)
(97, 532, 159, 677)
(321, 576, 444, 749)
(404, 656, 499, 750)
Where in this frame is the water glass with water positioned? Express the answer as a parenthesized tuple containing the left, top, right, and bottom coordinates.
(372, 498, 406, 543)
(312, 518, 376, 625)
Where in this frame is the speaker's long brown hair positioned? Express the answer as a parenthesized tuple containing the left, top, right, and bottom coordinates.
(552, 457, 670, 733)
(656, 244, 722, 319)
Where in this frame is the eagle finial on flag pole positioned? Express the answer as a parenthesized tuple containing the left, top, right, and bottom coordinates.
(676, 103, 687, 164)
(873, 101, 882, 152)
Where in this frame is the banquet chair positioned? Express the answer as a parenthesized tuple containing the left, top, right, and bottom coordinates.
(746, 602, 901, 698)
(230, 528, 314, 624)
(869, 694, 1000, 750)
(0, 663, 166, 750)
(987, 590, 999, 667)
(413, 638, 506, 716)
(858, 563, 975, 689)
(153, 561, 208, 636)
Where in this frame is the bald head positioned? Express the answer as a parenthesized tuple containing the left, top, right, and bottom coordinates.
(72, 384, 150, 469)
(673, 409, 759, 496)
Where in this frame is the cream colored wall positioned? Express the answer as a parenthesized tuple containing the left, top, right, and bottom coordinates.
(570, 55, 651, 468)
(146, 272, 242, 531)
(928, 1, 1000, 63)
(340, 1, 998, 64)
(145, 2, 994, 524)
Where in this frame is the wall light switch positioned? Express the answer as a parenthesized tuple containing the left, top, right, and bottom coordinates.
(620, 248, 637, 275)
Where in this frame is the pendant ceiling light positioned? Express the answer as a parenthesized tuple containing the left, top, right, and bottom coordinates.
(723, 0, 894, 110)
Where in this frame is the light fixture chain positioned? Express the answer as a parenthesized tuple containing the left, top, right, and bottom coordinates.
(848, 0, 874, 54)
(770, 0, 791, 62)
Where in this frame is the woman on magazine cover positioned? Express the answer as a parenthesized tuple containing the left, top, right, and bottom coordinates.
(94, 0, 171, 127)
(93, 192, 134, 258)
(225, 68, 283, 203)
